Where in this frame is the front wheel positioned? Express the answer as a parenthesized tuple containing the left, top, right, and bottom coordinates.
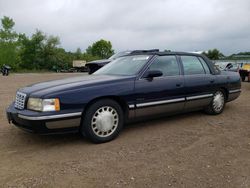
(81, 99, 124, 143)
(204, 90, 225, 115)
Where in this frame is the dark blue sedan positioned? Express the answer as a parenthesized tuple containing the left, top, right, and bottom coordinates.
(6, 51, 241, 143)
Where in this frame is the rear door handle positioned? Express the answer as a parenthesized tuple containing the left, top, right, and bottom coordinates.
(210, 80, 215, 83)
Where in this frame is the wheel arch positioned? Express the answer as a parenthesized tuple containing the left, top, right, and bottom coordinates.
(81, 95, 129, 121)
(220, 87, 229, 101)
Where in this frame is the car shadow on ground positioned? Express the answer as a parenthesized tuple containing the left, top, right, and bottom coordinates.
(7, 102, 239, 150)
(123, 110, 211, 133)
(6, 110, 208, 147)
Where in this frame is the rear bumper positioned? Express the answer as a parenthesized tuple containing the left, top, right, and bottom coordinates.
(227, 89, 241, 102)
(6, 103, 82, 134)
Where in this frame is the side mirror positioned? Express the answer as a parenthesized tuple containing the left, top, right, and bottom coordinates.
(144, 70, 163, 79)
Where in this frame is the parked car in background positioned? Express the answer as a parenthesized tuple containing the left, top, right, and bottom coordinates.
(86, 49, 159, 74)
(6, 51, 241, 143)
(215, 62, 240, 72)
(72, 60, 88, 72)
(239, 63, 250, 81)
(86, 51, 132, 74)
(52, 61, 89, 73)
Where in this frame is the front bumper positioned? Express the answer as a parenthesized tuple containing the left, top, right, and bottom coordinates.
(6, 103, 82, 134)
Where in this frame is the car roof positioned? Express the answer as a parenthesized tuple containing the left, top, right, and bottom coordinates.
(129, 51, 204, 57)
(127, 50, 220, 75)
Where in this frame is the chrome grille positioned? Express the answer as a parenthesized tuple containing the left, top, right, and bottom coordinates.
(15, 92, 27, 110)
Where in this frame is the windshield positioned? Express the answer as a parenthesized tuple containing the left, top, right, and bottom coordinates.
(94, 55, 151, 76)
(108, 51, 131, 60)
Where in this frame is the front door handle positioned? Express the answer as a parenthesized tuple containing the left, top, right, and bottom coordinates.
(210, 80, 215, 83)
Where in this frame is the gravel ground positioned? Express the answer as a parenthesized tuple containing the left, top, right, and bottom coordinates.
(0, 73, 250, 188)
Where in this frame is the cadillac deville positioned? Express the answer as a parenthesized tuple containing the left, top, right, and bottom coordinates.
(6, 51, 241, 143)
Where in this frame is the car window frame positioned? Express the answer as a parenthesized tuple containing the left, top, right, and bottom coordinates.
(139, 55, 181, 80)
(180, 55, 207, 76)
(198, 57, 211, 74)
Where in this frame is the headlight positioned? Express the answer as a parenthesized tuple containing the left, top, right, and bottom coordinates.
(27, 98, 60, 112)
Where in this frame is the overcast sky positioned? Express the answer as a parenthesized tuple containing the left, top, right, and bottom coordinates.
(0, 0, 249, 55)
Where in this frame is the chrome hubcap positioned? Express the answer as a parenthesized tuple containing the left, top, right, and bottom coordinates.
(91, 106, 119, 137)
(213, 91, 224, 112)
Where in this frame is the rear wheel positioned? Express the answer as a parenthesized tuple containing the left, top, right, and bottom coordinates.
(205, 90, 225, 115)
(81, 99, 124, 143)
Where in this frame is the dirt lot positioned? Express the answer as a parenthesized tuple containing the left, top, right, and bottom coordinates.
(0, 73, 250, 188)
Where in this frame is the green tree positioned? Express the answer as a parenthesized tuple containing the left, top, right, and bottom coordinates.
(203, 49, 224, 60)
(19, 30, 61, 70)
(86, 45, 92, 55)
(0, 16, 19, 69)
(87, 39, 114, 59)
(52, 48, 74, 71)
(81, 53, 100, 62)
(0, 16, 116, 71)
(75, 48, 82, 60)
(19, 30, 46, 69)
(41, 35, 60, 69)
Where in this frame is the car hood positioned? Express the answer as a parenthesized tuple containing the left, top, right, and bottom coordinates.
(19, 74, 135, 97)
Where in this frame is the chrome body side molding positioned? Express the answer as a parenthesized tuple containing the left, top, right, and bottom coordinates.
(132, 94, 214, 109)
(186, 94, 213, 100)
(18, 112, 82, 121)
(136, 98, 185, 108)
(229, 89, 241, 94)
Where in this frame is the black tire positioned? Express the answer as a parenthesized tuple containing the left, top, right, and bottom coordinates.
(81, 99, 124, 143)
(241, 76, 245, 82)
(204, 90, 225, 115)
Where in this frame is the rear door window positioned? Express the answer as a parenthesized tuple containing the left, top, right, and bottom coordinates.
(181, 56, 205, 75)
